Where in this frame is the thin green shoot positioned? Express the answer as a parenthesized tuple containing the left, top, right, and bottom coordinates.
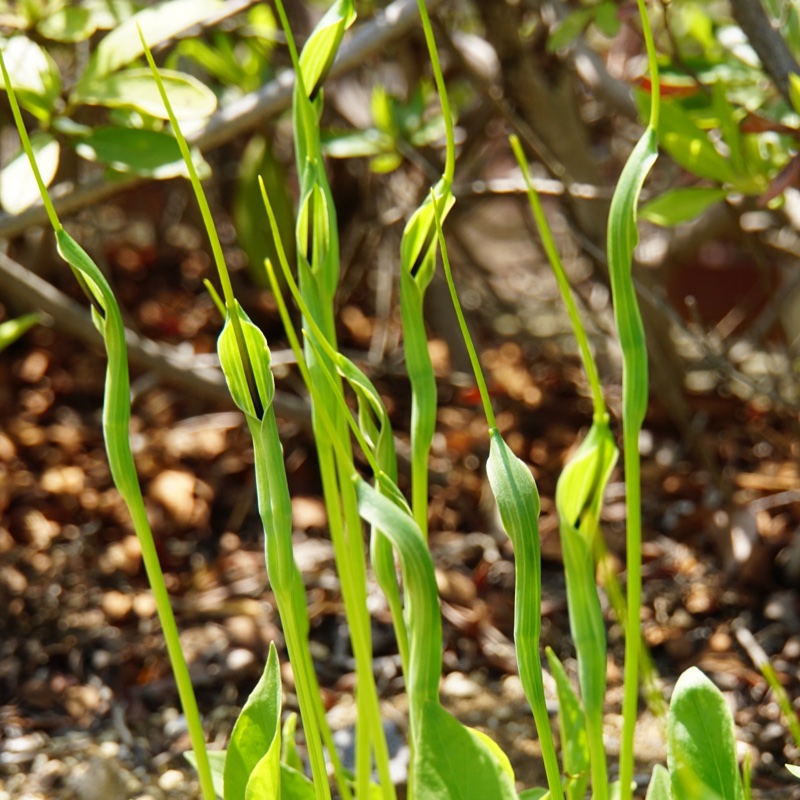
(431, 194, 565, 800)
(138, 26, 261, 419)
(0, 45, 216, 800)
(610, 1, 660, 796)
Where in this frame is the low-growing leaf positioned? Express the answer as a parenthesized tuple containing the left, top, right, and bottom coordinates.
(645, 765, 670, 800)
(414, 701, 517, 799)
(224, 642, 282, 800)
(788, 764, 800, 779)
(667, 667, 745, 800)
(594, 2, 621, 37)
(0, 132, 59, 214)
(545, 648, 589, 800)
(518, 790, 549, 800)
(789, 74, 800, 117)
(0, 35, 61, 121)
(76, 0, 223, 90)
(74, 68, 217, 119)
(185, 750, 226, 799)
(37, 6, 97, 42)
(640, 186, 726, 226)
(0, 313, 41, 352)
(279, 763, 315, 799)
(76, 127, 210, 180)
(656, 100, 738, 186)
(547, 8, 593, 52)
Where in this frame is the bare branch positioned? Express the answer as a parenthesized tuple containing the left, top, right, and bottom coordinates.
(0, 250, 309, 424)
(730, 0, 800, 104)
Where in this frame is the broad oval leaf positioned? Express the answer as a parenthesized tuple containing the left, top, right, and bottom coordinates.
(667, 667, 745, 800)
(645, 764, 670, 800)
(75, 127, 210, 180)
(74, 68, 217, 120)
(225, 643, 282, 800)
(185, 750, 226, 799)
(37, 6, 97, 42)
(0, 132, 59, 214)
(640, 186, 726, 227)
(787, 764, 800, 779)
(0, 35, 61, 121)
(414, 701, 517, 799)
(76, 0, 223, 90)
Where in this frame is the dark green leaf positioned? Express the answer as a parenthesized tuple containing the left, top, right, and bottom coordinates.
(75, 127, 210, 180)
(547, 8, 593, 52)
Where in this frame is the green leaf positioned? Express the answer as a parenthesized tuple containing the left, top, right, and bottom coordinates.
(790, 74, 800, 117)
(83, 0, 136, 31)
(75, 127, 210, 180)
(645, 764, 671, 800)
(224, 643, 282, 800)
(656, 100, 737, 186)
(74, 68, 217, 119)
(217, 302, 275, 420)
(37, 6, 97, 42)
(0, 132, 59, 215)
(280, 714, 304, 774)
(322, 129, 393, 159)
(518, 790, 549, 800)
(279, 763, 315, 800)
(667, 667, 745, 800)
(639, 186, 726, 227)
(76, 0, 223, 90)
(234, 135, 295, 287)
(545, 648, 589, 800)
(555, 417, 617, 538)
(413, 701, 517, 799)
(547, 8, 594, 52)
(185, 749, 226, 798)
(0, 313, 41, 352)
(788, 765, 800, 779)
(0, 35, 61, 121)
(298, 0, 356, 99)
(594, 2, 621, 37)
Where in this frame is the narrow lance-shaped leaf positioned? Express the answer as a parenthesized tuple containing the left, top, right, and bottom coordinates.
(613, 4, 660, 796)
(546, 647, 590, 800)
(298, 0, 355, 100)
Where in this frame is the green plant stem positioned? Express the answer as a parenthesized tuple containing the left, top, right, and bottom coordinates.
(615, 3, 660, 796)
(0, 47, 216, 800)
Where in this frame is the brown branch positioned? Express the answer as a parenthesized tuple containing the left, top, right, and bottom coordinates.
(0, 249, 309, 424)
(729, 0, 800, 104)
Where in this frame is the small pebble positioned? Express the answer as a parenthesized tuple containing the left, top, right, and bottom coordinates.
(158, 769, 185, 791)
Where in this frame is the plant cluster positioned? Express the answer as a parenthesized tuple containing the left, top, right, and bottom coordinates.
(1, 1, 799, 799)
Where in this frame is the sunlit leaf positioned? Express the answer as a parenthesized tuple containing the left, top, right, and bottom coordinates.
(76, 0, 223, 89)
(37, 6, 97, 42)
(74, 68, 217, 119)
(0, 35, 60, 121)
(0, 132, 59, 214)
(640, 186, 726, 226)
(0, 313, 41, 352)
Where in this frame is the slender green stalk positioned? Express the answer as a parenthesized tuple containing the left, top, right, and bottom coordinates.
(511, 135, 613, 799)
(0, 48, 216, 800)
(400, 1, 456, 538)
(432, 198, 565, 800)
(255, 6, 397, 777)
(610, 3, 660, 797)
